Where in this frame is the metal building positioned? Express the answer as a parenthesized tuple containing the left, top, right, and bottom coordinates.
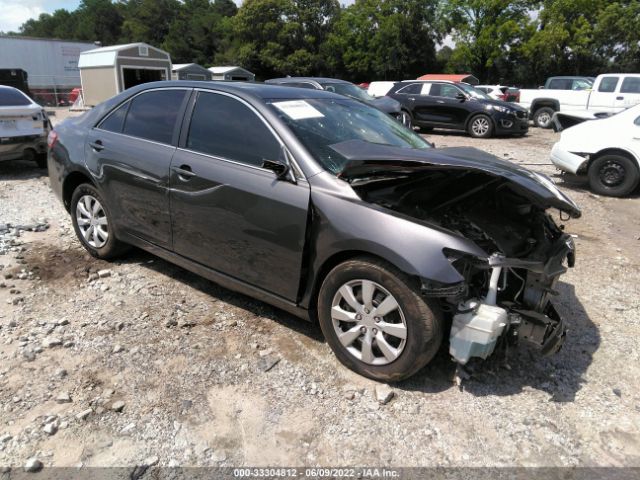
(172, 63, 212, 81)
(208, 66, 255, 82)
(78, 42, 172, 106)
(0, 35, 98, 105)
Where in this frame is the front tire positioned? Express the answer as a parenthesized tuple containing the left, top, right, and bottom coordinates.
(533, 107, 555, 128)
(70, 184, 128, 259)
(588, 154, 640, 197)
(317, 257, 443, 382)
(468, 114, 493, 138)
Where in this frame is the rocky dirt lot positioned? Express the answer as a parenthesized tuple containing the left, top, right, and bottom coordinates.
(0, 111, 639, 472)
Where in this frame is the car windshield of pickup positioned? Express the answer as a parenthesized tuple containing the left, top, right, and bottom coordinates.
(268, 97, 431, 174)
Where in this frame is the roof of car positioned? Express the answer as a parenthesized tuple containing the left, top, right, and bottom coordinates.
(130, 80, 347, 100)
(266, 77, 351, 85)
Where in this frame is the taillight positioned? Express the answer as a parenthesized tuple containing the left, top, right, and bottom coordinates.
(47, 130, 58, 149)
(498, 94, 507, 101)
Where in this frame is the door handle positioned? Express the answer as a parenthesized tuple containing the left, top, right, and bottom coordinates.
(408, 97, 416, 101)
(89, 140, 104, 152)
(436, 100, 445, 104)
(172, 164, 196, 180)
(617, 96, 624, 100)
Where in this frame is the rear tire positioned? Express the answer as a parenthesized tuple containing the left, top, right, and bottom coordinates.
(588, 154, 640, 197)
(317, 257, 443, 382)
(70, 184, 129, 259)
(533, 107, 555, 128)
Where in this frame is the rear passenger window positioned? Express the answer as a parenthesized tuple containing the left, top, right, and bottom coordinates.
(396, 83, 422, 95)
(548, 79, 571, 90)
(123, 89, 187, 144)
(598, 77, 619, 93)
(186, 92, 281, 167)
(621, 77, 640, 94)
(99, 102, 129, 133)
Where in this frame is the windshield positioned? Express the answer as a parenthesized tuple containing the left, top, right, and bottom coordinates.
(457, 83, 492, 100)
(320, 83, 374, 103)
(268, 98, 432, 174)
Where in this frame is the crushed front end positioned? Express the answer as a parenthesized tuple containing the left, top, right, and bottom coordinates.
(344, 152, 580, 365)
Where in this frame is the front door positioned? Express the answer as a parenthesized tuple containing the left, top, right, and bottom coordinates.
(169, 91, 310, 301)
(84, 88, 189, 249)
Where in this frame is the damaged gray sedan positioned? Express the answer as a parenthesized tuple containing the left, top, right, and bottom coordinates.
(48, 82, 580, 381)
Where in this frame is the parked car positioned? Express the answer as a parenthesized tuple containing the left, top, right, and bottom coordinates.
(519, 73, 640, 128)
(49, 81, 580, 381)
(387, 80, 529, 137)
(265, 77, 402, 121)
(0, 85, 50, 168)
(476, 85, 520, 102)
(367, 81, 397, 98)
(551, 104, 640, 197)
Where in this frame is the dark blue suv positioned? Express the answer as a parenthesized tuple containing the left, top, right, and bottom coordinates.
(387, 80, 529, 138)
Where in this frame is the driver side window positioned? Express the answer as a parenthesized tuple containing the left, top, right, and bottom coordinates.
(429, 83, 462, 99)
(186, 92, 281, 167)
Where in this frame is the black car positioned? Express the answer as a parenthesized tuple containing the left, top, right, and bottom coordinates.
(265, 77, 403, 122)
(387, 80, 529, 138)
(48, 81, 579, 381)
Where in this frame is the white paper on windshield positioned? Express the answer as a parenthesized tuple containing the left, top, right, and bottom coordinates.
(273, 100, 324, 120)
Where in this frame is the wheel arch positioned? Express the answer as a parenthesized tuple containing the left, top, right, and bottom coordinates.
(531, 98, 560, 113)
(589, 148, 640, 172)
(62, 170, 96, 212)
(303, 250, 423, 322)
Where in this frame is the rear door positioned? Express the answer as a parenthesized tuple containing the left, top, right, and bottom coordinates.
(588, 76, 620, 111)
(616, 76, 640, 110)
(169, 90, 310, 300)
(85, 88, 190, 249)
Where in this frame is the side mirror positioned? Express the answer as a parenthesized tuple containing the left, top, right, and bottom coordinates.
(456, 92, 466, 101)
(262, 146, 297, 183)
(262, 158, 289, 178)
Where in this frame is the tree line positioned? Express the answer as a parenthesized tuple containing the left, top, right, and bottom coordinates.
(9, 0, 640, 87)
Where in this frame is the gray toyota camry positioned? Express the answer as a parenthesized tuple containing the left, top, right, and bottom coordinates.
(48, 81, 580, 381)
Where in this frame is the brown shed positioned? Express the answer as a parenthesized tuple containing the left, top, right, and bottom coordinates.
(78, 42, 172, 106)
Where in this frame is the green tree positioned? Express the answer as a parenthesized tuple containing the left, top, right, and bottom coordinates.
(74, 0, 123, 44)
(20, 10, 76, 39)
(119, 0, 181, 46)
(440, 0, 537, 83)
(161, 0, 226, 64)
(231, 0, 340, 78)
(326, 0, 442, 81)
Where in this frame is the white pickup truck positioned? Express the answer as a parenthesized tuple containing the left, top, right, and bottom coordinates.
(519, 73, 640, 128)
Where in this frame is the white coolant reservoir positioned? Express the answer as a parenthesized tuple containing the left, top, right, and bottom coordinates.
(449, 299, 508, 364)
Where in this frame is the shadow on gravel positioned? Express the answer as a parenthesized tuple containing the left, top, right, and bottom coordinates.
(119, 248, 325, 343)
(396, 282, 599, 402)
(0, 159, 47, 180)
(553, 172, 640, 199)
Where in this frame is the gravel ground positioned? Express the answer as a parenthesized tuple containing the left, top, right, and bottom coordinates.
(0, 110, 639, 470)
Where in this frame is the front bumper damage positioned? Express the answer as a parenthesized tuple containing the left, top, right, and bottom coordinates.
(445, 232, 574, 365)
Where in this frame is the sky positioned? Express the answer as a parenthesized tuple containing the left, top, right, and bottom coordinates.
(0, 0, 356, 33)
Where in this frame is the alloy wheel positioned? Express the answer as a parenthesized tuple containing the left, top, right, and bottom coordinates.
(76, 194, 109, 248)
(537, 112, 551, 127)
(331, 279, 407, 365)
(471, 117, 490, 136)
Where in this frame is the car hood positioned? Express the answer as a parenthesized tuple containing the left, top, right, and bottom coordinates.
(332, 140, 581, 218)
(479, 97, 527, 112)
(368, 96, 402, 114)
